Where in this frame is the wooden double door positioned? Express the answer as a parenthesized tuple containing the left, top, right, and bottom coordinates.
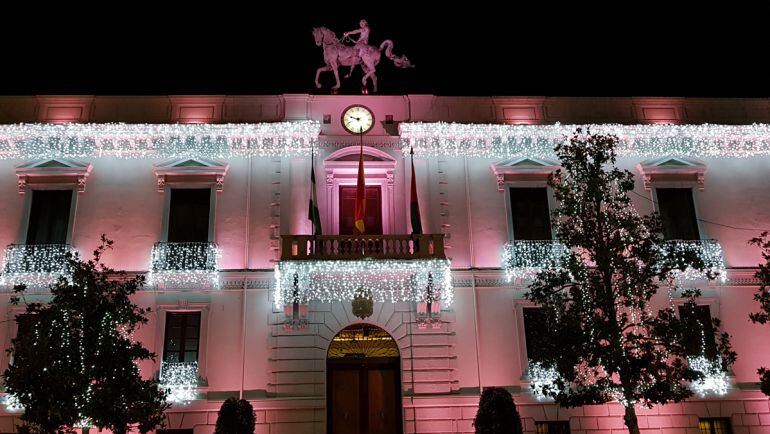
(327, 357, 402, 434)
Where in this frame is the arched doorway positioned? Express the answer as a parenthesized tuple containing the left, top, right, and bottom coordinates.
(327, 323, 403, 434)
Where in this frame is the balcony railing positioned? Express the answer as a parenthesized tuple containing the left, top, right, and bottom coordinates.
(159, 361, 199, 404)
(281, 234, 446, 260)
(148, 242, 220, 288)
(501, 240, 569, 281)
(1, 243, 74, 287)
(659, 239, 726, 281)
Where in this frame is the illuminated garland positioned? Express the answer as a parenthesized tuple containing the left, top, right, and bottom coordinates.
(400, 122, 770, 158)
(688, 356, 729, 396)
(159, 361, 198, 404)
(501, 240, 569, 281)
(528, 361, 560, 399)
(274, 259, 453, 308)
(659, 239, 726, 282)
(0, 244, 74, 287)
(148, 242, 220, 288)
(0, 122, 320, 160)
(2, 393, 23, 412)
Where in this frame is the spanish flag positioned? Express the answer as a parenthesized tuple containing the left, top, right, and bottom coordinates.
(354, 144, 366, 234)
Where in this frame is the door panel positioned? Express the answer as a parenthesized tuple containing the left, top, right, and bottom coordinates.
(339, 185, 383, 235)
(368, 368, 398, 434)
(330, 368, 360, 434)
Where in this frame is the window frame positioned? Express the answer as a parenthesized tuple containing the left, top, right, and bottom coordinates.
(18, 185, 78, 245)
(162, 311, 202, 363)
(505, 184, 556, 242)
(513, 298, 545, 381)
(651, 185, 707, 240)
(699, 417, 733, 434)
(160, 184, 217, 243)
(672, 296, 722, 358)
(535, 420, 571, 434)
(155, 302, 210, 380)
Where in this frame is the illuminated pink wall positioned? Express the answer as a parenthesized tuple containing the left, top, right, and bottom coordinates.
(0, 95, 769, 434)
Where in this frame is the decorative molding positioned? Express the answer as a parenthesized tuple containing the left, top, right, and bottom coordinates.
(169, 96, 225, 124)
(491, 157, 560, 192)
(153, 157, 230, 192)
(15, 158, 93, 194)
(36, 95, 94, 123)
(636, 156, 707, 191)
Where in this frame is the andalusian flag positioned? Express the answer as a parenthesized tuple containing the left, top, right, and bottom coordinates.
(410, 147, 423, 234)
(308, 150, 322, 235)
(354, 144, 366, 234)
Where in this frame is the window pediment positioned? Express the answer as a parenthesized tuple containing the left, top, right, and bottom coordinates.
(153, 157, 229, 192)
(15, 158, 93, 194)
(491, 157, 559, 191)
(636, 156, 706, 191)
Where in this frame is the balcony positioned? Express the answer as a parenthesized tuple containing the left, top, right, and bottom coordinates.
(0, 243, 74, 287)
(659, 239, 726, 281)
(159, 361, 199, 404)
(148, 242, 220, 288)
(501, 240, 569, 281)
(276, 234, 452, 307)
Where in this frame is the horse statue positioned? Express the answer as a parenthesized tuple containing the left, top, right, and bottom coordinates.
(312, 26, 414, 94)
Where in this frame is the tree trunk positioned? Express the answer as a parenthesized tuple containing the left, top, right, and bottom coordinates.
(624, 405, 641, 434)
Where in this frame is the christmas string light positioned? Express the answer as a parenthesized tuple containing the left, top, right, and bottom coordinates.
(501, 240, 569, 281)
(147, 242, 220, 288)
(274, 259, 452, 308)
(2, 393, 23, 412)
(528, 361, 560, 400)
(659, 239, 727, 282)
(159, 361, 199, 405)
(0, 122, 320, 160)
(688, 356, 729, 396)
(400, 122, 770, 158)
(0, 244, 74, 287)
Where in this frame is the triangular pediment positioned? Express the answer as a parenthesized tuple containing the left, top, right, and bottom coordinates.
(154, 157, 227, 169)
(16, 158, 90, 170)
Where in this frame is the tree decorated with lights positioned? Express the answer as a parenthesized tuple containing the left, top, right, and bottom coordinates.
(4, 236, 169, 434)
(749, 232, 770, 395)
(526, 131, 736, 434)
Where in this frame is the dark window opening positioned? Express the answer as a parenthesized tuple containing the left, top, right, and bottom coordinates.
(656, 188, 700, 240)
(339, 185, 383, 235)
(679, 305, 718, 358)
(163, 312, 201, 363)
(167, 189, 211, 243)
(510, 187, 551, 240)
(699, 418, 732, 434)
(523, 307, 546, 362)
(536, 421, 571, 434)
(26, 190, 73, 244)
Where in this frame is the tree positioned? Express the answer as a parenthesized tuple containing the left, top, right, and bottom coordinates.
(4, 236, 169, 434)
(472, 387, 522, 434)
(749, 232, 770, 395)
(525, 131, 736, 434)
(214, 397, 255, 434)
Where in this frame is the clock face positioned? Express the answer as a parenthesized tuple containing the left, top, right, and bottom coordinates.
(341, 105, 375, 134)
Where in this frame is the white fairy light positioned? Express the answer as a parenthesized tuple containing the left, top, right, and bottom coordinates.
(528, 361, 560, 399)
(400, 122, 770, 158)
(147, 242, 220, 288)
(3, 393, 23, 412)
(0, 122, 320, 160)
(159, 361, 199, 404)
(501, 240, 569, 281)
(0, 244, 74, 287)
(659, 240, 727, 282)
(688, 356, 729, 396)
(274, 258, 453, 308)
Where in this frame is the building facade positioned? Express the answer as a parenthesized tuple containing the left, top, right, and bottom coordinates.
(0, 95, 769, 434)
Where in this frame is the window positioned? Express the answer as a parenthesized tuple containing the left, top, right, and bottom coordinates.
(339, 185, 383, 235)
(163, 312, 201, 363)
(536, 421, 571, 434)
(699, 418, 732, 434)
(679, 305, 717, 358)
(26, 190, 73, 244)
(167, 188, 211, 242)
(509, 187, 551, 240)
(523, 307, 546, 362)
(656, 188, 700, 240)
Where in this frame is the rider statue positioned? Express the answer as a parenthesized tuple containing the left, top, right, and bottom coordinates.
(343, 19, 370, 58)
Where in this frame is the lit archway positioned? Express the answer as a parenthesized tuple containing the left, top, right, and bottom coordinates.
(327, 323, 403, 434)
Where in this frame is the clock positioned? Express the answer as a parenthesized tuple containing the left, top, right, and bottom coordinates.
(341, 105, 375, 135)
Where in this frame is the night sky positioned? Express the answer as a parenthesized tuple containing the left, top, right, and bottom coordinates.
(2, 7, 767, 97)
